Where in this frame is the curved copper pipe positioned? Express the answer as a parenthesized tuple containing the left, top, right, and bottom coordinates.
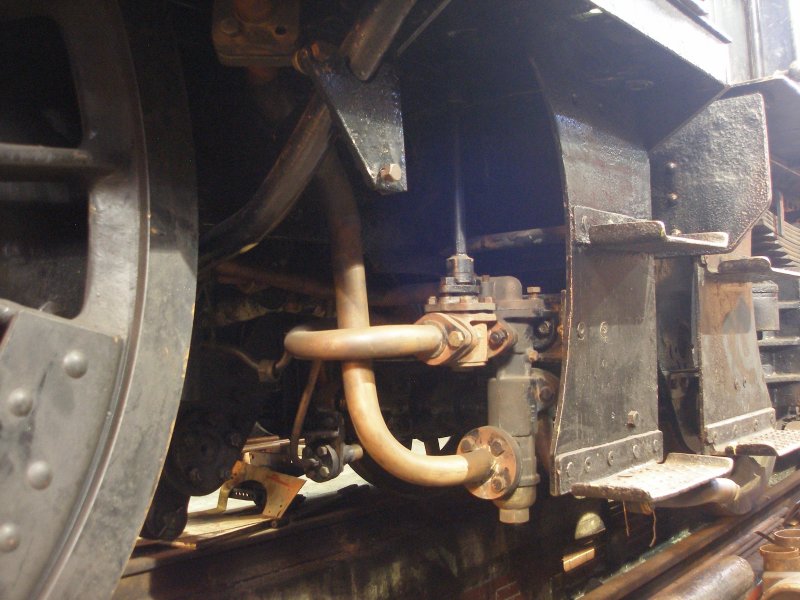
(320, 150, 492, 487)
(285, 324, 444, 360)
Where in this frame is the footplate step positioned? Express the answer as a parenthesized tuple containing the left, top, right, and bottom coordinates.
(570, 454, 733, 503)
(723, 428, 800, 457)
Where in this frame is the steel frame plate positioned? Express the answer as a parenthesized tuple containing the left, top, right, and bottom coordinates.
(695, 259, 775, 454)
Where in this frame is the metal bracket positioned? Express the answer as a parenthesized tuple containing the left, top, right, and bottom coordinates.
(554, 431, 664, 495)
(707, 256, 800, 283)
(212, 0, 301, 67)
(215, 460, 305, 520)
(574, 206, 729, 256)
(302, 50, 407, 193)
(705, 407, 776, 449)
(650, 94, 770, 251)
(570, 453, 733, 503)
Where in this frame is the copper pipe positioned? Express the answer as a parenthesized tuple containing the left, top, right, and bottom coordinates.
(216, 261, 437, 306)
(215, 262, 334, 298)
(319, 150, 493, 487)
(290, 360, 323, 467)
(285, 324, 444, 360)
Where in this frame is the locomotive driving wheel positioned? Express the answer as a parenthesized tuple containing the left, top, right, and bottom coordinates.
(0, 2, 196, 598)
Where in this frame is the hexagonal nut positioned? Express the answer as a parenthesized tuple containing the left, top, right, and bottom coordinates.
(379, 163, 402, 183)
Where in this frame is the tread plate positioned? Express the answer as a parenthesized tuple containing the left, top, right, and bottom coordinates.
(725, 428, 800, 457)
(570, 453, 734, 503)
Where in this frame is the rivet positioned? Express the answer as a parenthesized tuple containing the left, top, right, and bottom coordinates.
(652, 438, 660, 453)
(584, 456, 593, 472)
(607, 451, 615, 465)
(599, 321, 609, 340)
(565, 461, 574, 479)
(632, 444, 642, 459)
(667, 192, 679, 205)
(0, 523, 20, 552)
(576, 322, 586, 340)
(7, 388, 33, 416)
(27, 461, 52, 490)
(63, 350, 88, 379)
(754, 419, 760, 432)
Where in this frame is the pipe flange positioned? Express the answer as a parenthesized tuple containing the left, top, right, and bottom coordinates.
(458, 426, 521, 500)
(415, 312, 476, 365)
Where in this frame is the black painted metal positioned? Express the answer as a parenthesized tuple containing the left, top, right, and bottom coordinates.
(0, 1, 197, 598)
(651, 94, 771, 253)
(303, 52, 407, 194)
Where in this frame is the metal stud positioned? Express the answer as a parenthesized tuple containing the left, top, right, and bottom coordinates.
(27, 461, 53, 490)
(0, 523, 20, 552)
(63, 350, 88, 378)
(7, 388, 33, 416)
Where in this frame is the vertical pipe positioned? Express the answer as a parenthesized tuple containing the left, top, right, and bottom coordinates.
(318, 150, 492, 486)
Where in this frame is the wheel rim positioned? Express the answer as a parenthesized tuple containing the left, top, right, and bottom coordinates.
(0, 2, 196, 598)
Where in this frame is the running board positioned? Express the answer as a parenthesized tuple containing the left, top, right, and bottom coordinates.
(718, 428, 800, 457)
(570, 454, 733, 503)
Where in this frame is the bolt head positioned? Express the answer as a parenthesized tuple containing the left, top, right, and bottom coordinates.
(316, 445, 329, 457)
(447, 330, 466, 348)
(319, 465, 331, 478)
(490, 477, 504, 492)
(536, 321, 552, 337)
(188, 468, 203, 484)
(379, 163, 402, 183)
(459, 438, 475, 453)
(489, 439, 504, 457)
(488, 330, 507, 349)
(627, 411, 640, 428)
(667, 192, 679, 204)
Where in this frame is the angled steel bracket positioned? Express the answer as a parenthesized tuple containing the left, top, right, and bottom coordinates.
(302, 49, 407, 193)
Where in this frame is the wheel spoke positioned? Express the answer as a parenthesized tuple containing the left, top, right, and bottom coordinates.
(0, 143, 111, 180)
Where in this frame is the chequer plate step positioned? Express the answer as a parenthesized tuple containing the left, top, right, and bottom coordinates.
(724, 428, 800, 457)
(570, 453, 734, 503)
